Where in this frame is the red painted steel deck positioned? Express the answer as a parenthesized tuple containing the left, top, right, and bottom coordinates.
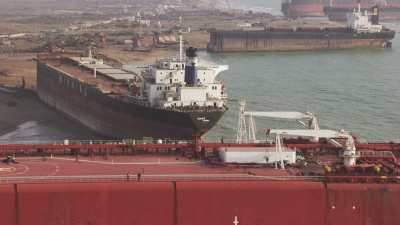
(0, 156, 292, 181)
(0, 184, 16, 225)
(0, 140, 399, 224)
(17, 182, 174, 225)
(0, 141, 399, 182)
(177, 181, 326, 225)
(327, 183, 400, 225)
(0, 181, 400, 225)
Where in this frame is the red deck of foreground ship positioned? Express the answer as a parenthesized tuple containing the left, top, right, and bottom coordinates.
(0, 141, 399, 225)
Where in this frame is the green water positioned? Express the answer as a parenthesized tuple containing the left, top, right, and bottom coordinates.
(205, 23, 400, 142)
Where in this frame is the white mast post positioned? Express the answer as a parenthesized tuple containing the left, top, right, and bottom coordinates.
(248, 113, 257, 143)
(179, 32, 183, 62)
(236, 100, 248, 144)
(275, 133, 285, 170)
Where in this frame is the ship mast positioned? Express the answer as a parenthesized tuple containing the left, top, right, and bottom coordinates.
(179, 31, 184, 62)
(236, 100, 248, 144)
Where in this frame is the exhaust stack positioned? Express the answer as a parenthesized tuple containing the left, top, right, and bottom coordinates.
(184, 47, 198, 86)
(371, 5, 380, 25)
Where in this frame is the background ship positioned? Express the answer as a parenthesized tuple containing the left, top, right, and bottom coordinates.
(37, 44, 229, 140)
(325, 0, 400, 21)
(282, 0, 400, 20)
(208, 8, 395, 52)
(282, 0, 326, 18)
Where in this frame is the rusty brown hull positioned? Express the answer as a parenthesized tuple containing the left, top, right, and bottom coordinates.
(207, 30, 395, 52)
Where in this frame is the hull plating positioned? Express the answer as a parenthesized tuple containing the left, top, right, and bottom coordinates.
(1, 181, 399, 225)
(208, 30, 395, 52)
(282, 2, 325, 17)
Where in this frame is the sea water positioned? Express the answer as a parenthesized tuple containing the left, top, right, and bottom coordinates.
(205, 22, 400, 142)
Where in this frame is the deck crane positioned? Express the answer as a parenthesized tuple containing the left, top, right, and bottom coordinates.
(236, 100, 320, 143)
(236, 101, 358, 167)
(270, 129, 358, 167)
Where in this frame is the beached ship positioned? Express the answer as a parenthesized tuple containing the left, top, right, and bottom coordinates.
(325, 0, 400, 21)
(282, 0, 400, 20)
(208, 6, 395, 52)
(36, 43, 229, 139)
(281, 0, 326, 18)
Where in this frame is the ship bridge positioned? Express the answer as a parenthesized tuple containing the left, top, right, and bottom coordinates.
(140, 45, 229, 109)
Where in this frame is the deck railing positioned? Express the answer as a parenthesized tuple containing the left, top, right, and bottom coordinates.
(0, 174, 398, 184)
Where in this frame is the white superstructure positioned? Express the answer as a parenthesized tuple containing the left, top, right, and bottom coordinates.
(135, 47, 228, 109)
(347, 3, 383, 33)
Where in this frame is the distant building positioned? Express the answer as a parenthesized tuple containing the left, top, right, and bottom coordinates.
(238, 23, 252, 28)
(155, 32, 179, 46)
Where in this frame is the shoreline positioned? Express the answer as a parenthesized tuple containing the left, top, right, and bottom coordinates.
(0, 91, 102, 141)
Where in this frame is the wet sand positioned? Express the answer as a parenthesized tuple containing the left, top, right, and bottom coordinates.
(0, 54, 37, 90)
(0, 91, 102, 143)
